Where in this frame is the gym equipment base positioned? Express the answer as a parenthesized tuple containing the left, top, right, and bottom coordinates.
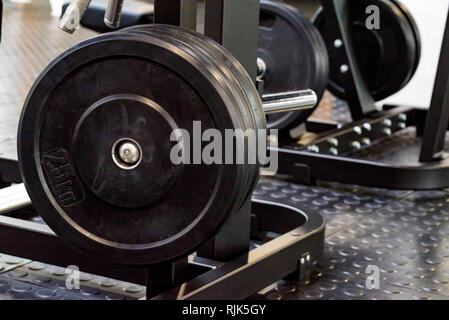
(277, 106, 449, 190)
(0, 183, 325, 300)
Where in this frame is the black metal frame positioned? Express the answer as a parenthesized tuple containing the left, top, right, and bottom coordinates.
(276, 0, 449, 190)
(0, 1, 13, 187)
(154, 199, 325, 300)
(0, 0, 325, 300)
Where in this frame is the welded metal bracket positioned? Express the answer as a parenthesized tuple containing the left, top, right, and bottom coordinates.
(0, 183, 325, 300)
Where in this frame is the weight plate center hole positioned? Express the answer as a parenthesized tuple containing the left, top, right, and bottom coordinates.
(112, 138, 143, 170)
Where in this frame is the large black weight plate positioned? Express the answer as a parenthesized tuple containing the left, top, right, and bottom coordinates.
(259, 1, 329, 132)
(313, 0, 420, 101)
(18, 26, 263, 265)
(119, 24, 266, 210)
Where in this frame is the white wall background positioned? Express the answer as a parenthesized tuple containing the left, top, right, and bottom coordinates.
(378, 0, 449, 109)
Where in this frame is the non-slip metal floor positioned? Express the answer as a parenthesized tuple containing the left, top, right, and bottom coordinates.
(1, 0, 449, 300)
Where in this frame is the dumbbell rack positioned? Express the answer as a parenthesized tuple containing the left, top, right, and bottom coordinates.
(276, 0, 449, 190)
(0, 0, 325, 300)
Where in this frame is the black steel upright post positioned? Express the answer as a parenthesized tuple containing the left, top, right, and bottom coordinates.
(320, 0, 377, 120)
(419, 9, 449, 162)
